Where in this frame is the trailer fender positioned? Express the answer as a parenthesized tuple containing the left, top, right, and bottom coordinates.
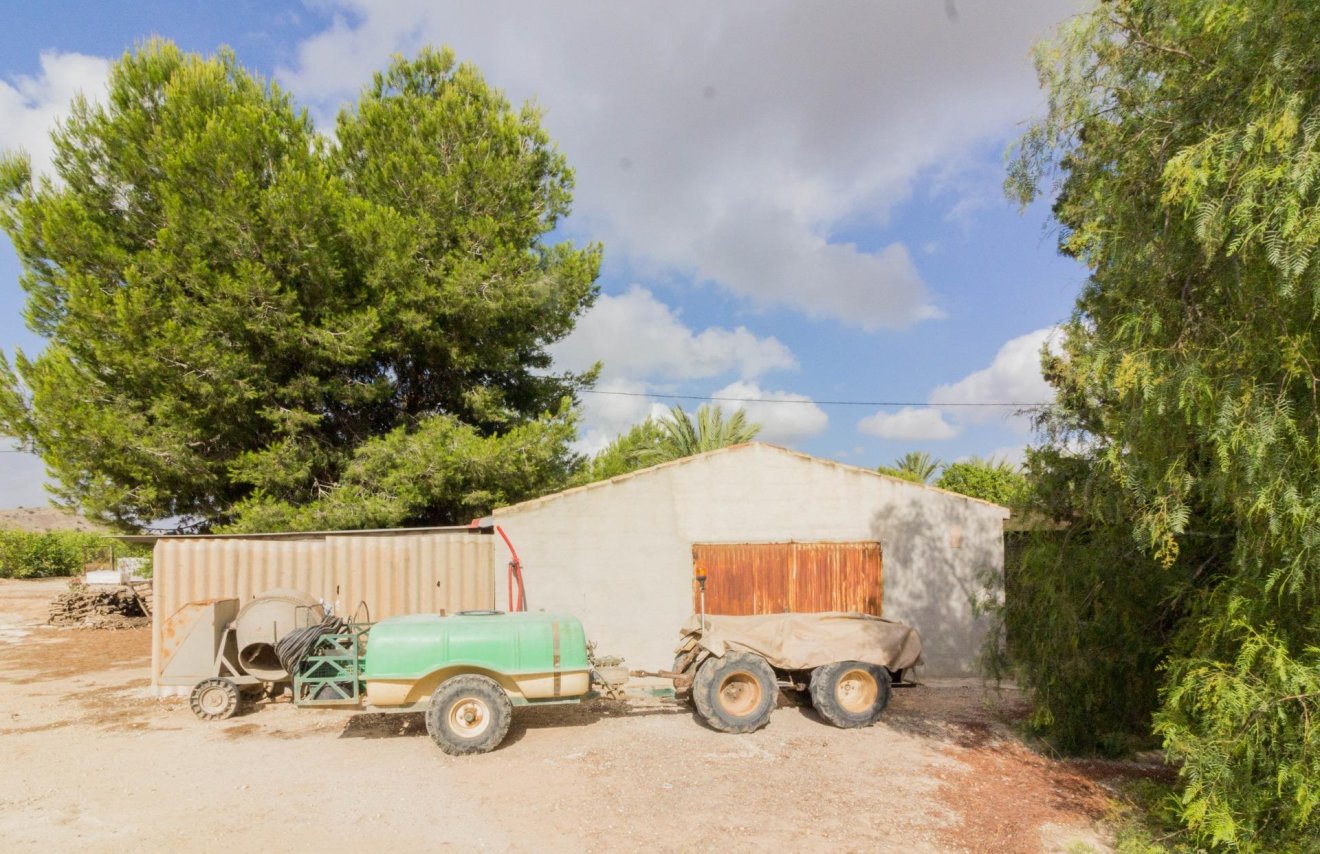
(367, 665, 527, 708)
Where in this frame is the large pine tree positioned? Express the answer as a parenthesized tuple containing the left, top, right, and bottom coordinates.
(0, 41, 599, 529)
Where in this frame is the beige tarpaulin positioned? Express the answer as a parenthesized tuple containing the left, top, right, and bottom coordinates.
(679, 612, 923, 672)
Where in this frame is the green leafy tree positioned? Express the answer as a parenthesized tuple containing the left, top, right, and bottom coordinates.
(225, 408, 580, 532)
(878, 451, 942, 484)
(1009, 1, 1320, 847)
(562, 404, 758, 489)
(569, 419, 666, 486)
(999, 440, 1190, 756)
(644, 404, 760, 463)
(935, 457, 1026, 507)
(0, 41, 599, 530)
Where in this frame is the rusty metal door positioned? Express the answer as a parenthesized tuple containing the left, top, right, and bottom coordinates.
(692, 541, 882, 616)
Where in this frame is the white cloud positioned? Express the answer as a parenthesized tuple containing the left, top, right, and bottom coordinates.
(929, 326, 1060, 429)
(551, 286, 796, 381)
(857, 407, 959, 441)
(929, 148, 1008, 227)
(280, 0, 1078, 328)
(711, 380, 828, 445)
(554, 287, 810, 450)
(853, 327, 1060, 448)
(573, 377, 669, 455)
(0, 51, 110, 179)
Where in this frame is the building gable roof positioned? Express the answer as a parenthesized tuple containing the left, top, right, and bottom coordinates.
(492, 442, 1010, 517)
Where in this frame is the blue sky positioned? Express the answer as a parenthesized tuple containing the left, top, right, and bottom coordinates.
(0, 0, 1088, 507)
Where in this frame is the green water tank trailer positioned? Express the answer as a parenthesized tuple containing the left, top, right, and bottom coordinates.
(183, 598, 919, 755)
(286, 610, 603, 755)
(363, 612, 592, 707)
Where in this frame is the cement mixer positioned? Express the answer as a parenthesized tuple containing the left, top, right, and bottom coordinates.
(234, 589, 324, 680)
(156, 588, 326, 719)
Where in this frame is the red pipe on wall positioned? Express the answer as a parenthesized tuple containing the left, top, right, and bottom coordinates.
(498, 526, 527, 612)
(469, 520, 527, 612)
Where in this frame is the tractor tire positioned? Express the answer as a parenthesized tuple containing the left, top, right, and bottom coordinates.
(809, 661, 892, 729)
(425, 674, 513, 756)
(692, 651, 776, 733)
(190, 677, 241, 721)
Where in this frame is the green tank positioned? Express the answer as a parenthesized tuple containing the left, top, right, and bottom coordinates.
(362, 611, 593, 709)
(286, 610, 604, 755)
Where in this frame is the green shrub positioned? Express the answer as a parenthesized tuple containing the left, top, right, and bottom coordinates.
(986, 447, 1203, 756)
(0, 530, 116, 578)
(1006, 521, 1179, 754)
(1111, 779, 1189, 854)
(936, 458, 1028, 507)
(1156, 615, 1320, 850)
(876, 464, 927, 484)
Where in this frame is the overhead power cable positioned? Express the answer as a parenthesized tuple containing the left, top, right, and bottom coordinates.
(577, 389, 1051, 407)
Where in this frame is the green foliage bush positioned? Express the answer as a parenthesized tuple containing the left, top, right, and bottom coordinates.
(570, 405, 759, 487)
(936, 458, 1027, 507)
(1158, 616, 1320, 850)
(1008, 0, 1320, 848)
(225, 407, 581, 532)
(0, 530, 113, 578)
(1000, 448, 1190, 755)
(876, 465, 925, 484)
(569, 420, 666, 486)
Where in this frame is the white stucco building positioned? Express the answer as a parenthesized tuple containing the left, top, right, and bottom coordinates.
(491, 443, 1009, 678)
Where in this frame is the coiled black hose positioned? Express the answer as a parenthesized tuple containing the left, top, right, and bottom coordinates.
(274, 613, 346, 678)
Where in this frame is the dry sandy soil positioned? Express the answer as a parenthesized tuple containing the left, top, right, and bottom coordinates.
(0, 578, 1153, 853)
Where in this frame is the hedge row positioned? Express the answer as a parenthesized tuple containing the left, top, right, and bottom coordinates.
(0, 530, 140, 579)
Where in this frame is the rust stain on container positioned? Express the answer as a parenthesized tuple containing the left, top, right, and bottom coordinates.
(692, 541, 882, 617)
(151, 530, 494, 685)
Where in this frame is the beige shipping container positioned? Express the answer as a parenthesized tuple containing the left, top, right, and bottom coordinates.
(150, 527, 494, 690)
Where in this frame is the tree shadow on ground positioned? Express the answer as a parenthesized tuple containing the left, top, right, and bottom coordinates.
(879, 682, 1027, 744)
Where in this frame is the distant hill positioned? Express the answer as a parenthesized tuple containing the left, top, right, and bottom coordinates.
(0, 506, 106, 533)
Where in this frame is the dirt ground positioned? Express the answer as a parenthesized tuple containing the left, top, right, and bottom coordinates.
(0, 578, 1157, 853)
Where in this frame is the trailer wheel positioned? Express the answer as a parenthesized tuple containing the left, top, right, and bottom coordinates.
(425, 675, 512, 756)
(190, 677, 241, 721)
(809, 661, 891, 728)
(692, 651, 776, 733)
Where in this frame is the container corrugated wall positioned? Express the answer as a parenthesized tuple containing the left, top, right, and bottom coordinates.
(152, 531, 494, 685)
